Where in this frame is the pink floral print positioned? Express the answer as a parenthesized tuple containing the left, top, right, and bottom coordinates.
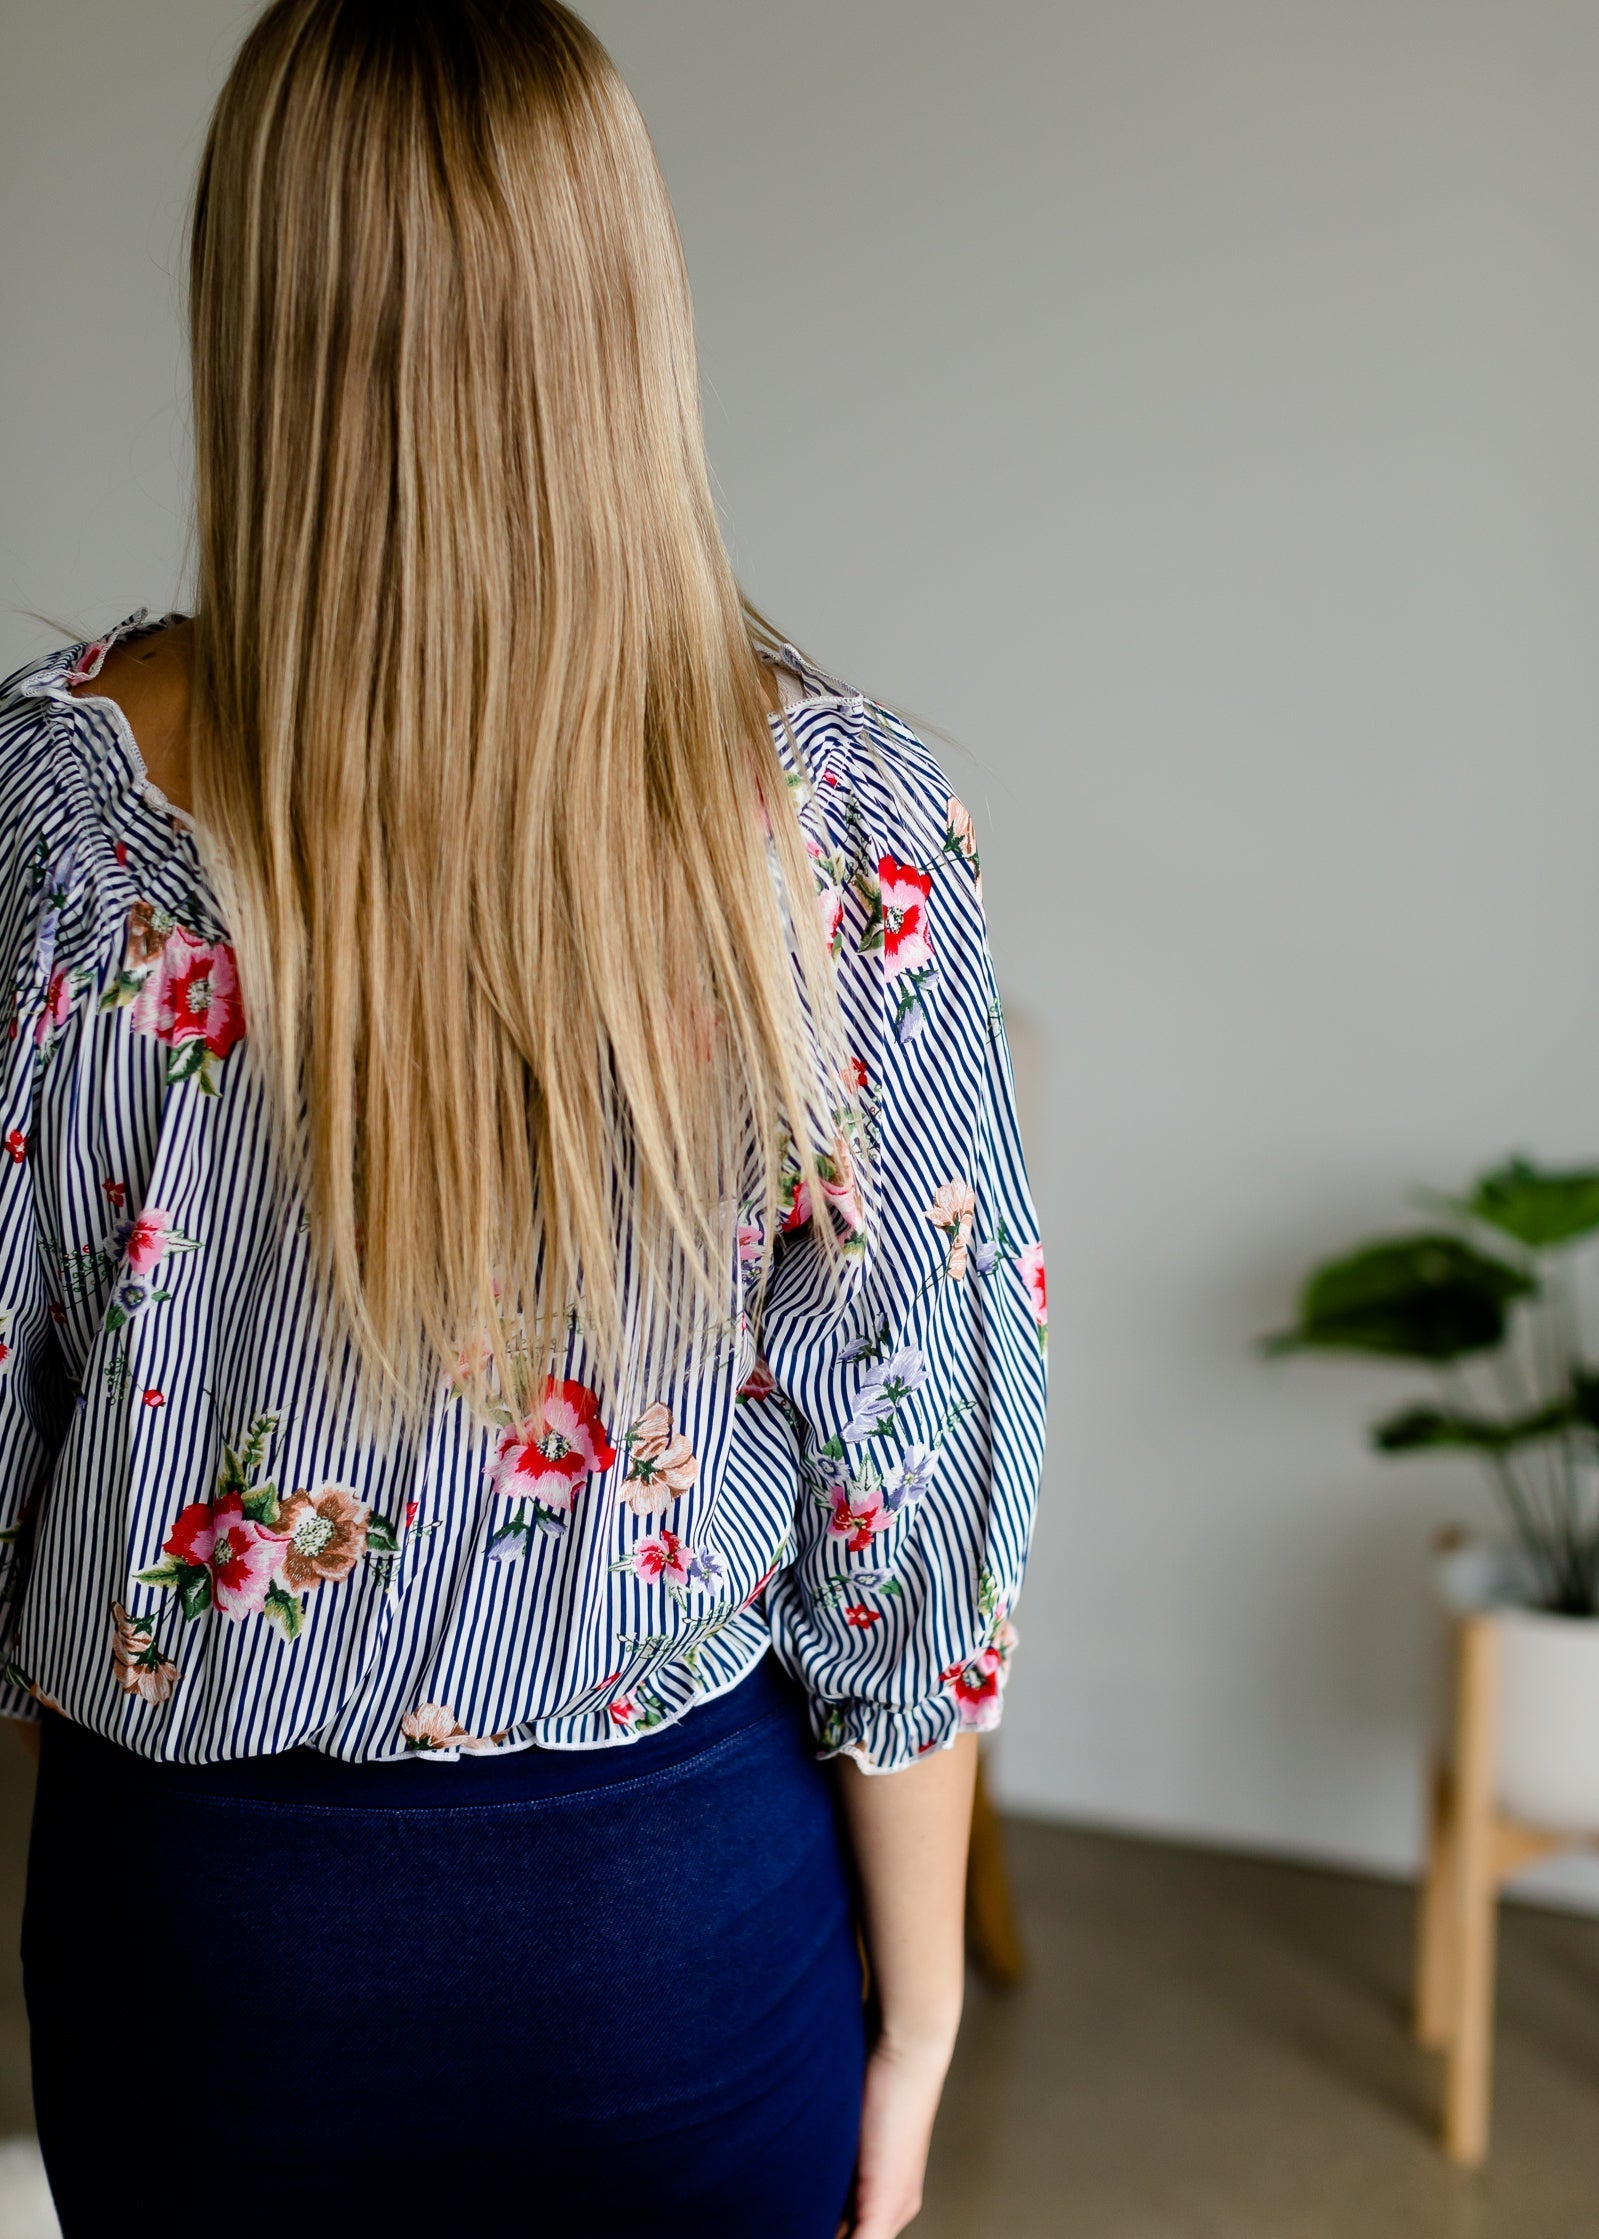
(101, 900, 246, 1095)
(941, 1571, 1018, 1731)
(34, 966, 80, 1051)
(122, 1207, 181, 1278)
(1017, 1241, 1048, 1348)
(134, 1414, 387, 1644)
(807, 836, 847, 955)
(161, 1493, 287, 1621)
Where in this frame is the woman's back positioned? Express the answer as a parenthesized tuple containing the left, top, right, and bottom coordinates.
(0, 614, 1043, 1767)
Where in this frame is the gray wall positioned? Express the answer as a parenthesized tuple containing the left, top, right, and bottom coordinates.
(6, 1, 1599, 1903)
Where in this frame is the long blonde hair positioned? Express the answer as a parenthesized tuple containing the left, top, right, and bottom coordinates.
(188, 0, 842, 1411)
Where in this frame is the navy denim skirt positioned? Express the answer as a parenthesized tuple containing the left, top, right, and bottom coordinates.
(23, 1652, 866, 2238)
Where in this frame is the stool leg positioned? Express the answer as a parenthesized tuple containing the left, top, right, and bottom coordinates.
(965, 1753, 1025, 1987)
(1414, 1760, 1455, 2050)
(1444, 1615, 1499, 2168)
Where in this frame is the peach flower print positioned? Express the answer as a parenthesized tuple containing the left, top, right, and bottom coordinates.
(945, 796, 982, 899)
(400, 1703, 505, 1754)
(925, 1179, 977, 1279)
(621, 1403, 698, 1518)
(110, 1601, 181, 1706)
(276, 1485, 370, 1591)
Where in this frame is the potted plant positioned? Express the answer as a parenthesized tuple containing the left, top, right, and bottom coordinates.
(1267, 1158, 1599, 1829)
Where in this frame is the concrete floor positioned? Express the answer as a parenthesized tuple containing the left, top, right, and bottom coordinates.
(3, 1741, 1598, 2236)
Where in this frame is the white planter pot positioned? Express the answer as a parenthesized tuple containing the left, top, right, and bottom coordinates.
(1436, 1541, 1599, 1832)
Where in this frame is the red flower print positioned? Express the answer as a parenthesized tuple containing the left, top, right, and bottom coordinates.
(843, 1605, 882, 1629)
(120, 913, 247, 1091)
(65, 641, 110, 691)
(737, 1357, 777, 1403)
(114, 840, 128, 867)
(142, 1389, 165, 1409)
(845, 1055, 869, 1092)
(486, 1377, 616, 1517)
(740, 1562, 780, 1610)
(877, 857, 933, 979)
(4, 1129, 24, 1164)
(102, 1177, 126, 1207)
(609, 1699, 635, 1726)
(158, 931, 246, 1058)
(826, 1486, 891, 1554)
(34, 967, 77, 1049)
(0, 1342, 10, 1369)
(941, 1619, 1019, 1732)
(405, 1501, 420, 1530)
(779, 1176, 812, 1232)
(163, 1492, 287, 1619)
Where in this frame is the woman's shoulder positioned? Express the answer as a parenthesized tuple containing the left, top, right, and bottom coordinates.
(0, 613, 210, 965)
(760, 643, 984, 918)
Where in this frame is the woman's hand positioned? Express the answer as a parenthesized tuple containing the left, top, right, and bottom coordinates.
(836, 1731, 979, 2236)
(841, 2030, 955, 2238)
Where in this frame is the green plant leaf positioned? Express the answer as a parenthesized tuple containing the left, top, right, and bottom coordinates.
(165, 1040, 206, 1086)
(178, 1566, 212, 1622)
(1371, 1400, 1571, 1455)
(241, 1482, 280, 1527)
(240, 1415, 279, 1476)
(1431, 1157, 1599, 1250)
(134, 1558, 182, 1590)
(366, 1515, 401, 1555)
(1263, 1234, 1534, 1362)
(262, 1584, 303, 1641)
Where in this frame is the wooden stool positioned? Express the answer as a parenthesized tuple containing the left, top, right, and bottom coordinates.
(966, 1754, 1026, 1986)
(1413, 1613, 1596, 2165)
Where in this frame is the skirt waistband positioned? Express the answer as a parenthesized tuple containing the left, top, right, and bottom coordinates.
(40, 1648, 804, 1809)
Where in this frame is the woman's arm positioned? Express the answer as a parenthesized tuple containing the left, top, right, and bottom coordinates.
(837, 1732, 979, 2238)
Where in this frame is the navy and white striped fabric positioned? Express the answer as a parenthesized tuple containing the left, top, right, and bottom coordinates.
(0, 617, 1046, 1769)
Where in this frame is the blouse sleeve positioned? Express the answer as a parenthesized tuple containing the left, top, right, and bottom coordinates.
(0, 717, 78, 1722)
(759, 697, 1048, 1772)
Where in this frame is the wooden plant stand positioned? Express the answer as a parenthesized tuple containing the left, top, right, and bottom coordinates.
(1413, 1613, 1597, 2166)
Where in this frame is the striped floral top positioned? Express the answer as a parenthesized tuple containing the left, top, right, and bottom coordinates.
(0, 616, 1046, 1769)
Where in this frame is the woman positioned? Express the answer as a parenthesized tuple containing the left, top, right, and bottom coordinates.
(0, 5, 1045, 2234)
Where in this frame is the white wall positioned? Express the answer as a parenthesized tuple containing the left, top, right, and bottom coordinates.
(6, 0, 1599, 1904)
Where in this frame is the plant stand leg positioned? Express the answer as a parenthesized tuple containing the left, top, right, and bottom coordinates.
(1414, 1759, 1455, 2051)
(1444, 1615, 1500, 2169)
(966, 1752, 1026, 1987)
